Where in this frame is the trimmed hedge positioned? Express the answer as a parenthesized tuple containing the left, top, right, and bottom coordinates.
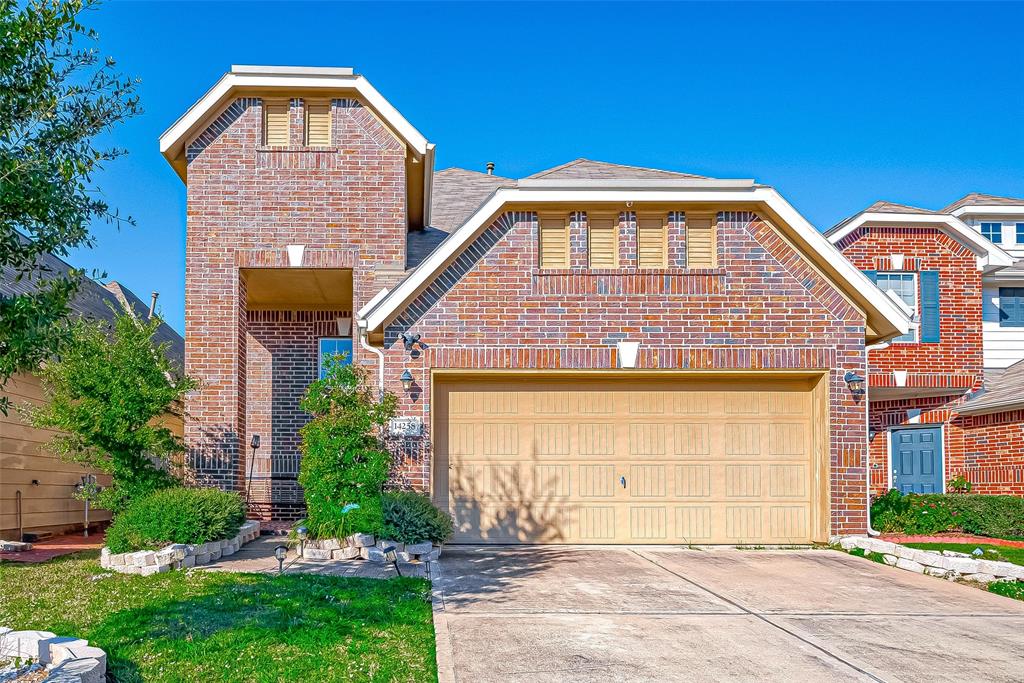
(106, 487, 246, 554)
(871, 490, 1024, 539)
(381, 491, 453, 545)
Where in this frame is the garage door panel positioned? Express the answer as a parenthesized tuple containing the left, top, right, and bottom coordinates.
(441, 380, 820, 544)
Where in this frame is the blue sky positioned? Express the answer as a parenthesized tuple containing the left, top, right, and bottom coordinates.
(70, 1, 1023, 334)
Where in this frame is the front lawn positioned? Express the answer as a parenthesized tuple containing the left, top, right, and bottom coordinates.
(902, 542, 1024, 567)
(0, 551, 436, 682)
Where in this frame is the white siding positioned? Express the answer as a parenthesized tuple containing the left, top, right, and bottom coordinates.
(982, 284, 1024, 369)
(961, 214, 1024, 259)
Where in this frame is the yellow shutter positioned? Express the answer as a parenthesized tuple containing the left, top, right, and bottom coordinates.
(305, 102, 331, 146)
(589, 215, 618, 268)
(687, 215, 717, 268)
(637, 215, 667, 268)
(264, 101, 290, 147)
(540, 215, 569, 269)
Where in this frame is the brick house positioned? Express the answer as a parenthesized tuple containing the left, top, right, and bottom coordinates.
(828, 196, 1024, 496)
(160, 65, 910, 544)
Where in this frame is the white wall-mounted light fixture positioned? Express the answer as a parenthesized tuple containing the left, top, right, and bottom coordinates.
(617, 341, 640, 369)
(893, 370, 908, 387)
(286, 244, 305, 267)
(890, 254, 905, 270)
(336, 317, 352, 337)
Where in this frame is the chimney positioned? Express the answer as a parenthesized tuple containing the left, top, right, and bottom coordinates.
(149, 291, 159, 318)
(485, 161, 495, 175)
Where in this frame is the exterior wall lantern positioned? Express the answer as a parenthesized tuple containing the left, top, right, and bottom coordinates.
(844, 371, 866, 396)
(400, 369, 414, 392)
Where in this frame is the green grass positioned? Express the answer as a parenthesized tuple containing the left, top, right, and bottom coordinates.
(0, 551, 436, 682)
(847, 547, 887, 564)
(902, 542, 1024, 567)
(989, 581, 1024, 601)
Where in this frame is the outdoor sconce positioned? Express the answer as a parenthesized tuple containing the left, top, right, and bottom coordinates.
(296, 525, 308, 558)
(274, 545, 288, 574)
(844, 371, 866, 396)
(400, 369, 415, 392)
(381, 544, 402, 577)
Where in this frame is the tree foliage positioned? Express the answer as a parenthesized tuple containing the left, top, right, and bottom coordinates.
(25, 311, 195, 513)
(0, 0, 140, 412)
(298, 356, 397, 539)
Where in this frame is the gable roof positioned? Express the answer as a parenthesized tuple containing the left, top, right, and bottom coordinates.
(943, 193, 1024, 214)
(958, 358, 1024, 416)
(527, 158, 707, 180)
(361, 181, 911, 344)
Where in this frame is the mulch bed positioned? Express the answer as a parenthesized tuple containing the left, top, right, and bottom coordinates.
(881, 533, 1024, 549)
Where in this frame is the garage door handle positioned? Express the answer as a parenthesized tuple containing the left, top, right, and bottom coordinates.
(620, 476, 626, 489)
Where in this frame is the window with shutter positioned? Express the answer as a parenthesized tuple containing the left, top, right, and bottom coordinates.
(686, 215, 716, 268)
(588, 214, 618, 268)
(637, 215, 667, 268)
(264, 101, 290, 147)
(305, 101, 331, 146)
(539, 215, 569, 269)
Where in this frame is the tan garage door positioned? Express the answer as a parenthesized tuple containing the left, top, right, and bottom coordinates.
(435, 376, 825, 544)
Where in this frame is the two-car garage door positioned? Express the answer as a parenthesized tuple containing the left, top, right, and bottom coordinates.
(435, 376, 826, 545)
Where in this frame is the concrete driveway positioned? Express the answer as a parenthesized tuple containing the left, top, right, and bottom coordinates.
(432, 546, 1024, 682)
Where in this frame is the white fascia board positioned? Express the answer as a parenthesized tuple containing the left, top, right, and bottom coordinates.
(516, 178, 756, 190)
(361, 186, 911, 338)
(159, 71, 429, 161)
(356, 288, 391, 319)
(951, 205, 1024, 218)
(827, 212, 1014, 269)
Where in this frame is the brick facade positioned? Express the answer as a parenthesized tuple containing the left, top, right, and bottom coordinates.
(184, 96, 407, 516)
(382, 211, 871, 535)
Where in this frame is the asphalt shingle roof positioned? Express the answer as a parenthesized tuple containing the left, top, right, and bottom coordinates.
(959, 359, 1024, 415)
(526, 158, 707, 180)
(942, 193, 1024, 213)
(863, 200, 943, 215)
(428, 168, 516, 233)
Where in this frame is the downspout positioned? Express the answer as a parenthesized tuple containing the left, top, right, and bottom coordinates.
(357, 319, 385, 400)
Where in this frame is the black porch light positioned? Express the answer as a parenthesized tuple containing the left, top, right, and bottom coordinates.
(400, 369, 414, 392)
(844, 371, 866, 396)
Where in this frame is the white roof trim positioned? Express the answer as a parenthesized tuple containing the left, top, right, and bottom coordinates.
(360, 186, 912, 340)
(516, 178, 756, 189)
(951, 205, 1024, 218)
(159, 67, 429, 162)
(826, 211, 1014, 270)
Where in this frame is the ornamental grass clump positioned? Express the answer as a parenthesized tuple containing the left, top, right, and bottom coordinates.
(298, 355, 397, 540)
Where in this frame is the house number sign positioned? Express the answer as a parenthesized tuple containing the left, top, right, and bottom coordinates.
(389, 417, 423, 437)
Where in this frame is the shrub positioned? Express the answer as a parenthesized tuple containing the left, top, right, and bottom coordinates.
(105, 487, 245, 554)
(382, 491, 454, 545)
(298, 356, 397, 540)
(871, 490, 1024, 539)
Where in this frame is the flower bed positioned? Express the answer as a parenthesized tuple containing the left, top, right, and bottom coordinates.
(99, 521, 260, 575)
(0, 628, 105, 683)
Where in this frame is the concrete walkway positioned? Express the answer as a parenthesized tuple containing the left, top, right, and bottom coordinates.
(433, 546, 1024, 682)
(203, 536, 429, 578)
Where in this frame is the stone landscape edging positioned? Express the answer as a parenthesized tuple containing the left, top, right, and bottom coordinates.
(300, 533, 442, 563)
(839, 535, 1024, 583)
(0, 627, 106, 683)
(99, 520, 261, 575)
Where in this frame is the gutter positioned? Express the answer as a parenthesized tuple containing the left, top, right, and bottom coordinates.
(355, 288, 392, 400)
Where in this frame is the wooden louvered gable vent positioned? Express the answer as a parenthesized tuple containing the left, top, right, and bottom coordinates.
(588, 214, 619, 268)
(264, 101, 290, 147)
(637, 215, 668, 268)
(539, 214, 569, 269)
(305, 102, 332, 146)
(686, 215, 717, 268)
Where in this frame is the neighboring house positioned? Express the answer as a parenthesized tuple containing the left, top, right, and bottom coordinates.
(0, 249, 184, 540)
(828, 196, 1024, 496)
(161, 65, 910, 544)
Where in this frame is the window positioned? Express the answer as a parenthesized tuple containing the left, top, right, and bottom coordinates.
(686, 214, 717, 268)
(318, 338, 353, 378)
(876, 272, 918, 342)
(637, 214, 667, 268)
(264, 100, 290, 147)
(1016, 223, 1024, 245)
(999, 287, 1024, 328)
(305, 101, 331, 146)
(981, 222, 1003, 243)
(539, 214, 569, 269)
(588, 214, 618, 268)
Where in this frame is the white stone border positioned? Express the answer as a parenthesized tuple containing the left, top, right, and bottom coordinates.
(99, 520, 261, 575)
(839, 536, 1024, 583)
(300, 534, 441, 563)
(0, 627, 106, 683)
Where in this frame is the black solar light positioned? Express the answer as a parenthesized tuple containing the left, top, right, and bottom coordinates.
(382, 544, 402, 577)
(274, 545, 288, 574)
(296, 526, 308, 558)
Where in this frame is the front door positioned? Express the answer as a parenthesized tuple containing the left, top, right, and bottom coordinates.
(891, 427, 943, 493)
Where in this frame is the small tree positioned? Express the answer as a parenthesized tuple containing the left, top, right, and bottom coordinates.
(26, 311, 196, 513)
(1, 0, 141, 413)
(298, 355, 397, 539)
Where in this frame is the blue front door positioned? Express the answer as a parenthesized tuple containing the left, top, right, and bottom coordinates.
(891, 427, 943, 493)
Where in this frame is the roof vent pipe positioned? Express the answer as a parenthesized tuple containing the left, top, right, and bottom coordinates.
(486, 161, 494, 175)
(149, 292, 159, 318)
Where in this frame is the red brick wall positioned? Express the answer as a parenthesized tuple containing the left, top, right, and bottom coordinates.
(960, 410, 1024, 495)
(382, 211, 871, 536)
(184, 96, 407, 499)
